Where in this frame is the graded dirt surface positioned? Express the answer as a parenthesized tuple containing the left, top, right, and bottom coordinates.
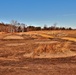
(0, 56, 76, 75)
(0, 30, 76, 75)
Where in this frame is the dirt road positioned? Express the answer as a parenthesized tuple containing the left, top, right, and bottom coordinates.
(0, 56, 76, 75)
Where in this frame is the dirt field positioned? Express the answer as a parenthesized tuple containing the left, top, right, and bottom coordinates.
(0, 30, 76, 75)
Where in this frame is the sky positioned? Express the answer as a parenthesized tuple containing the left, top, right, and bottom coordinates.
(0, 0, 76, 28)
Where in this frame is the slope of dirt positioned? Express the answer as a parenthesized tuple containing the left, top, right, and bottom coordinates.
(24, 41, 76, 58)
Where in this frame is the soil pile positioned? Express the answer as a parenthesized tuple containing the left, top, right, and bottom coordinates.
(24, 41, 76, 58)
(3, 35, 24, 40)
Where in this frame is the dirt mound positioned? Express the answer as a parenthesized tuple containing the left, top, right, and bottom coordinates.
(33, 42, 69, 55)
(24, 41, 76, 58)
(3, 35, 24, 40)
(0, 32, 6, 34)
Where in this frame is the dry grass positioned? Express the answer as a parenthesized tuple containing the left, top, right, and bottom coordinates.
(31, 41, 76, 58)
(62, 37, 76, 42)
(0, 30, 76, 75)
(0, 30, 76, 59)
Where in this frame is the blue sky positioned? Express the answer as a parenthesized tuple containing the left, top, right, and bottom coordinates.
(0, 0, 76, 28)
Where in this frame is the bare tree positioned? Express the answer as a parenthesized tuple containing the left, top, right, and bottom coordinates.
(43, 24, 48, 30)
(10, 20, 18, 25)
(53, 23, 57, 29)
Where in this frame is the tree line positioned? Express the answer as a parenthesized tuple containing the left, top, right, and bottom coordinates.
(0, 21, 74, 33)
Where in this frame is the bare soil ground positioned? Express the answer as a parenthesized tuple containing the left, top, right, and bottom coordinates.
(0, 30, 76, 75)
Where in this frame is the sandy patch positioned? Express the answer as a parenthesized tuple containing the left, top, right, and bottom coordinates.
(61, 37, 76, 42)
(3, 35, 24, 39)
(24, 50, 76, 58)
(33, 51, 76, 58)
(5, 43, 25, 46)
(35, 41, 58, 44)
